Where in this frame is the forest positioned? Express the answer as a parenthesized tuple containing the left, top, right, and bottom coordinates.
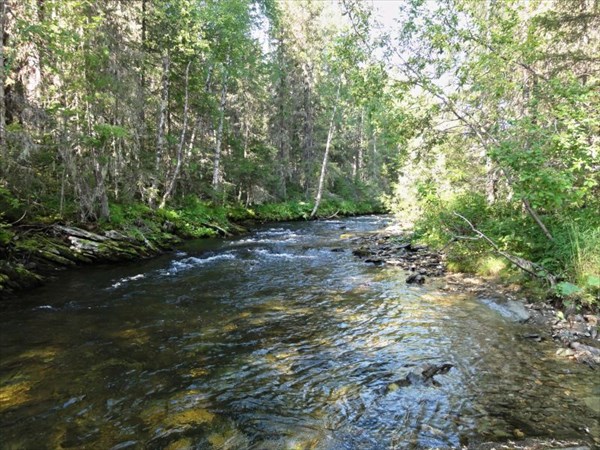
(0, 0, 598, 306)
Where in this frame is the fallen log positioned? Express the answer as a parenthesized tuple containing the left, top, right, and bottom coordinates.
(53, 225, 109, 242)
(202, 222, 232, 237)
(451, 212, 557, 287)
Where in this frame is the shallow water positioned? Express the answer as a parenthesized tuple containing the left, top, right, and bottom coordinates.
(1, 216, 598, 449)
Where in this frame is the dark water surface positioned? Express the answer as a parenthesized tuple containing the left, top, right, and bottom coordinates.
(1, 216, 598, 449)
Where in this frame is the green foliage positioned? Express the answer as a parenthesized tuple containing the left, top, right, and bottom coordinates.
(383, 0, 599, 309)
(411, 189, 600, 307)
(3, 0, 596, 312)
(0, 186, 22, 222)
(2, 0, 392, 226)
(0, 222, 14, 247)
(476, 256, 507, 277)
(244, 198, 381, 222)
(226, 205, 255, 222)
(558, 221, 600, 304)
(554, 282, 582, 298)
(106, 203, 153, 228)
(253, 201, 312, 221)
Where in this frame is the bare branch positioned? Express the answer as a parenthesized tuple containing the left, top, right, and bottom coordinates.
(452, 212, 557, 286)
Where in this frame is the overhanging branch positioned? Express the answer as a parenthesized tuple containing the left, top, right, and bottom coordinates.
(452, 212, 557, 286)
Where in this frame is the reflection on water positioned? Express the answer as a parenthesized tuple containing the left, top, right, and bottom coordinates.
(0, 217, 598, 449)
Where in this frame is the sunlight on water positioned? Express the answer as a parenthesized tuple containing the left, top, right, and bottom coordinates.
(0, 217, 598, 449)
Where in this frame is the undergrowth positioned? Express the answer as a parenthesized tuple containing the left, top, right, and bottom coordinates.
(411, 192, 600, 309)
(99, 196, 383, 239)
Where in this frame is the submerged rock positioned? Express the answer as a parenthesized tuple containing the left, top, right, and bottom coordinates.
(406, 273, 426, 284)
(479, 298, 531, 323)
(506, 300, 531, 322)
(387, 363, 454, 391)
(365, 258, 385, 265)
(350, 233, 445, 279)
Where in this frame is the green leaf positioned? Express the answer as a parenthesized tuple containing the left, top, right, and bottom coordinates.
(555, 282, 582, 297)
(584, 275, 600, 289)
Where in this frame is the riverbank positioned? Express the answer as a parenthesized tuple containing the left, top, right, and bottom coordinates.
(1, 215, 598, 448)
(348, 225, 600, 369)
(0, 198, 383, 296)
(4, 206, 598, 366)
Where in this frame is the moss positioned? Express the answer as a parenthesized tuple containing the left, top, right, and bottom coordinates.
(46, 241, 81, 261)
(36, 249, 77, 266)
(164, 409, 215, 428)
(0, 226, 14, 246)
(0, 381, 32, 412)
(103, 243, 140, 259)
(0, 197, 385, 295)
(14, 265, 44, 286)
(165, 439, 193, 450)
(14, 238, 42, 252)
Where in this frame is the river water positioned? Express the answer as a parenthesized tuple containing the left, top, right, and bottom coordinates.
(1, 216, 598, 449)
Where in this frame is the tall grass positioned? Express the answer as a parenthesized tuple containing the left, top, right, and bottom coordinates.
(412, 191, 600, 307)
(566, 223, 600, 302)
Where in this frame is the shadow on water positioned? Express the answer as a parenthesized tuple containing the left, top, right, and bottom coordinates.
(1, 216, 598, 449)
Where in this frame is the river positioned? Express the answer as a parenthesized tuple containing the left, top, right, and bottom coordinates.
(1, 216, 598, 449)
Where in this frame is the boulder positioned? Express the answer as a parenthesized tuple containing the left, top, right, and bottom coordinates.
(406, 273, 425, 284)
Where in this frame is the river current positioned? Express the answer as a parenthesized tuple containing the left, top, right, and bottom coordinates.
(1, 216, 598, 449)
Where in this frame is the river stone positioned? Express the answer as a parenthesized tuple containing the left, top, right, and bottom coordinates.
(406, 273, 425, 284)
(352, 248, 370, 257)
(164, 438, 193, 450)
(549, 447, 590, 450)
(556, 348, 576, 357)
(480, 298, 531, 322)
(506, 300, 531, 322)
(583, 396, 600, 414)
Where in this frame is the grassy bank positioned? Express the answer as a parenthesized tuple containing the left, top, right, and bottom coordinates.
(0, 195, 384, 295)
(105, 196, 383, 240)
(407, 193, 600, 311)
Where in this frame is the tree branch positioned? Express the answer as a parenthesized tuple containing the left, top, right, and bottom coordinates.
(452, 212, 557, 286)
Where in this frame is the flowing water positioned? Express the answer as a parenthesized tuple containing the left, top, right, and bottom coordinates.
(1, 216, 598, 449)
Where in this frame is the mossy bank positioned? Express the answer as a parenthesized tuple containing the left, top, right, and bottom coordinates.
(0, 198, 383, 295)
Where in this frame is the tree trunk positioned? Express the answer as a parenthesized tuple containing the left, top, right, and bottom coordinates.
(484, 0, 498, 204)
(139, 0, 147, 155)
(302, 70, 314, 198)
(520, 66, 553, 241)
(150, 52, 170, 207)
(521, 197, 554, 242)
(485, 157, 498, 204)
(212, 69, 228, 194)
(371, 130, 377, 180)
(354, 108, 364, 182)
(93, 153, 110, 220)
(310, 82, 341, 218)
(0, 0, 6, 166)
(21, 33, 41, 126)
(275, 51, 289, 200)
(160, 60, 191, 209)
